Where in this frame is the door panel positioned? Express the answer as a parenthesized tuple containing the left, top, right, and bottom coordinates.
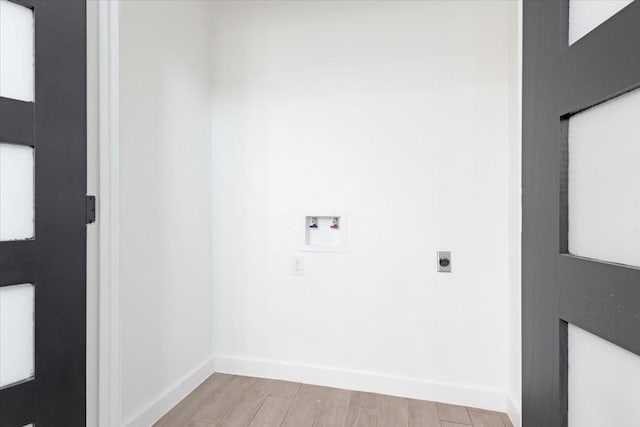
(561, 2, 640, 115)
(0, 143, 35, 241)
(0, 0, 86, 425)
(568, 87, 640, 267)
(568, 0, 633, 45)
(0, 283, 34, 388)
(568, 324, 640, 427)
(523, 1, 640, 426)
(0, 0, 35, 102)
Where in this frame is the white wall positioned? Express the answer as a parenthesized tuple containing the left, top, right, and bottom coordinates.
(210, 0, 517, 412)
(507, 1, 523, 425)
(119, 1, 213, 423)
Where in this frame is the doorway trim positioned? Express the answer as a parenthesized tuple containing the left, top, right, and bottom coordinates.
(97, 1, 121, 426)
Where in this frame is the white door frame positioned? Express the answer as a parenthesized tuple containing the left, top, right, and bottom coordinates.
(97, 1, 121, 425)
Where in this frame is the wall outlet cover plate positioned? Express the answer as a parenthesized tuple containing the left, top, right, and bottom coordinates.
(437, 251, 452, 272)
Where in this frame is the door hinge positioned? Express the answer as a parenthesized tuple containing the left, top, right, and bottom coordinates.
(86, 195, 96, 224)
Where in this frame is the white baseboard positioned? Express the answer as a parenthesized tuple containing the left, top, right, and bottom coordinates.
(213, 355, 508, 413)
(506, 396, 522, 427)
(124, 357, 215, 427)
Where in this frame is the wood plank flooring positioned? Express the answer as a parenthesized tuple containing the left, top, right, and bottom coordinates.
(154, 374, 514, 427)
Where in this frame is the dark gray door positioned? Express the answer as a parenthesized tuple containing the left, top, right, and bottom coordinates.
(0, 0, 86, 425)
(523, 1, 640, 426)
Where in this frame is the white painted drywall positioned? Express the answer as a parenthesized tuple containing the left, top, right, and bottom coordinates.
(507, 1, 523, 425)
(568, 324, 640, 427)
(210, 0, 516, 412)
(119, 1, 213, 422)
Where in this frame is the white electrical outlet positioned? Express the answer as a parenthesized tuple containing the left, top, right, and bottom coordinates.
(292, 256, 304, 276)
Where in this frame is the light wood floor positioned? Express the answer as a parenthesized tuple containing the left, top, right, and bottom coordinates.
(154, 374, 514, 427)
